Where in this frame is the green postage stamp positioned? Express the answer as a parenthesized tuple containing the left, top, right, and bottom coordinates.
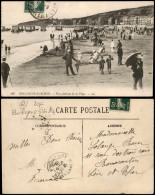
(110, 98, 130, 111)
(25, 1, 44, 13)
(24, 1, 58, 19)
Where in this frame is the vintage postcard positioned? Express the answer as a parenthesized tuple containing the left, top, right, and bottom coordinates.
(2, 99, 154, 194)
(1, 1, 154, 96)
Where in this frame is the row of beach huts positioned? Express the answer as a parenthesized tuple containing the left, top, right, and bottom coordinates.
(1, 25, 64, 32)
(1, 25, 47, 33)
(11, 25, 46, 32)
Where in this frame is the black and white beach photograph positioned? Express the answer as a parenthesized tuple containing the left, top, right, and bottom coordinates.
(1, 1, 154, 96)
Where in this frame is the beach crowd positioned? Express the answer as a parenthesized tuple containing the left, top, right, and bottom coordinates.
(1, 25, 153, 90)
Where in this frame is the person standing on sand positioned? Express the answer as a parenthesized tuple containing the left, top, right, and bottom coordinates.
(94, 36, 98, 46)
(8, 46, 11, 54)
(68, 40, 73, 55)
(1, 40, 4, 48)
(65, 42, 69, 52)
(53, 34, 55, 49)
(76, 33, 79, 40)
(120, 31, 123, 39)
(106, 55, 113, 74)
(63, 49, 77, 76)
(110, 40, 115, 53)
(60, 39, 64, 51)
(75, 51, 82, 73)
(99, 55, 105, 74)
(70, 31, 72, 39)
(131, 54, 143, 90)
(117, 40, 122, 49)
(1, 57, 10, 88)
(50, 34, 55, 49)
(129, 33, 132, 40)
(117, 46, 123, 65)
(5, 45, 7, 54)
(123, 33, 126, 40)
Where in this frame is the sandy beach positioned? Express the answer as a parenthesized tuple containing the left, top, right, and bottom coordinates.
(3, 33, 153, 96)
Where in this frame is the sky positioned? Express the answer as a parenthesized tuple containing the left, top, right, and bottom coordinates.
(1, 1, 154, 26)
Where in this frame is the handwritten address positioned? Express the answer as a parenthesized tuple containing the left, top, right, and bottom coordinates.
(84, 127, 152, 178)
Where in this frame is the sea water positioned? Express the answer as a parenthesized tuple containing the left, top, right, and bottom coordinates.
(1, 27, 75, 69)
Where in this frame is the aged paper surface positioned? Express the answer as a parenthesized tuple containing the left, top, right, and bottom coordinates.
(2, 99, 154, 194)
(1, 1, 154, 97)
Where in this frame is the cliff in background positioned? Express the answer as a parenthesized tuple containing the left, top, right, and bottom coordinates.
(18, 5, 154, 26)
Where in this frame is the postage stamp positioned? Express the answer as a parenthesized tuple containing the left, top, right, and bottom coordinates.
(25, 1, 44, 13)
(46, 152, 72, 180)
(110, 98, 130, 111)
(25, 1, 58, 19)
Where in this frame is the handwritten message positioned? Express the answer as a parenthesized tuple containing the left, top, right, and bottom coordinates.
(2, 99, 153, 194)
